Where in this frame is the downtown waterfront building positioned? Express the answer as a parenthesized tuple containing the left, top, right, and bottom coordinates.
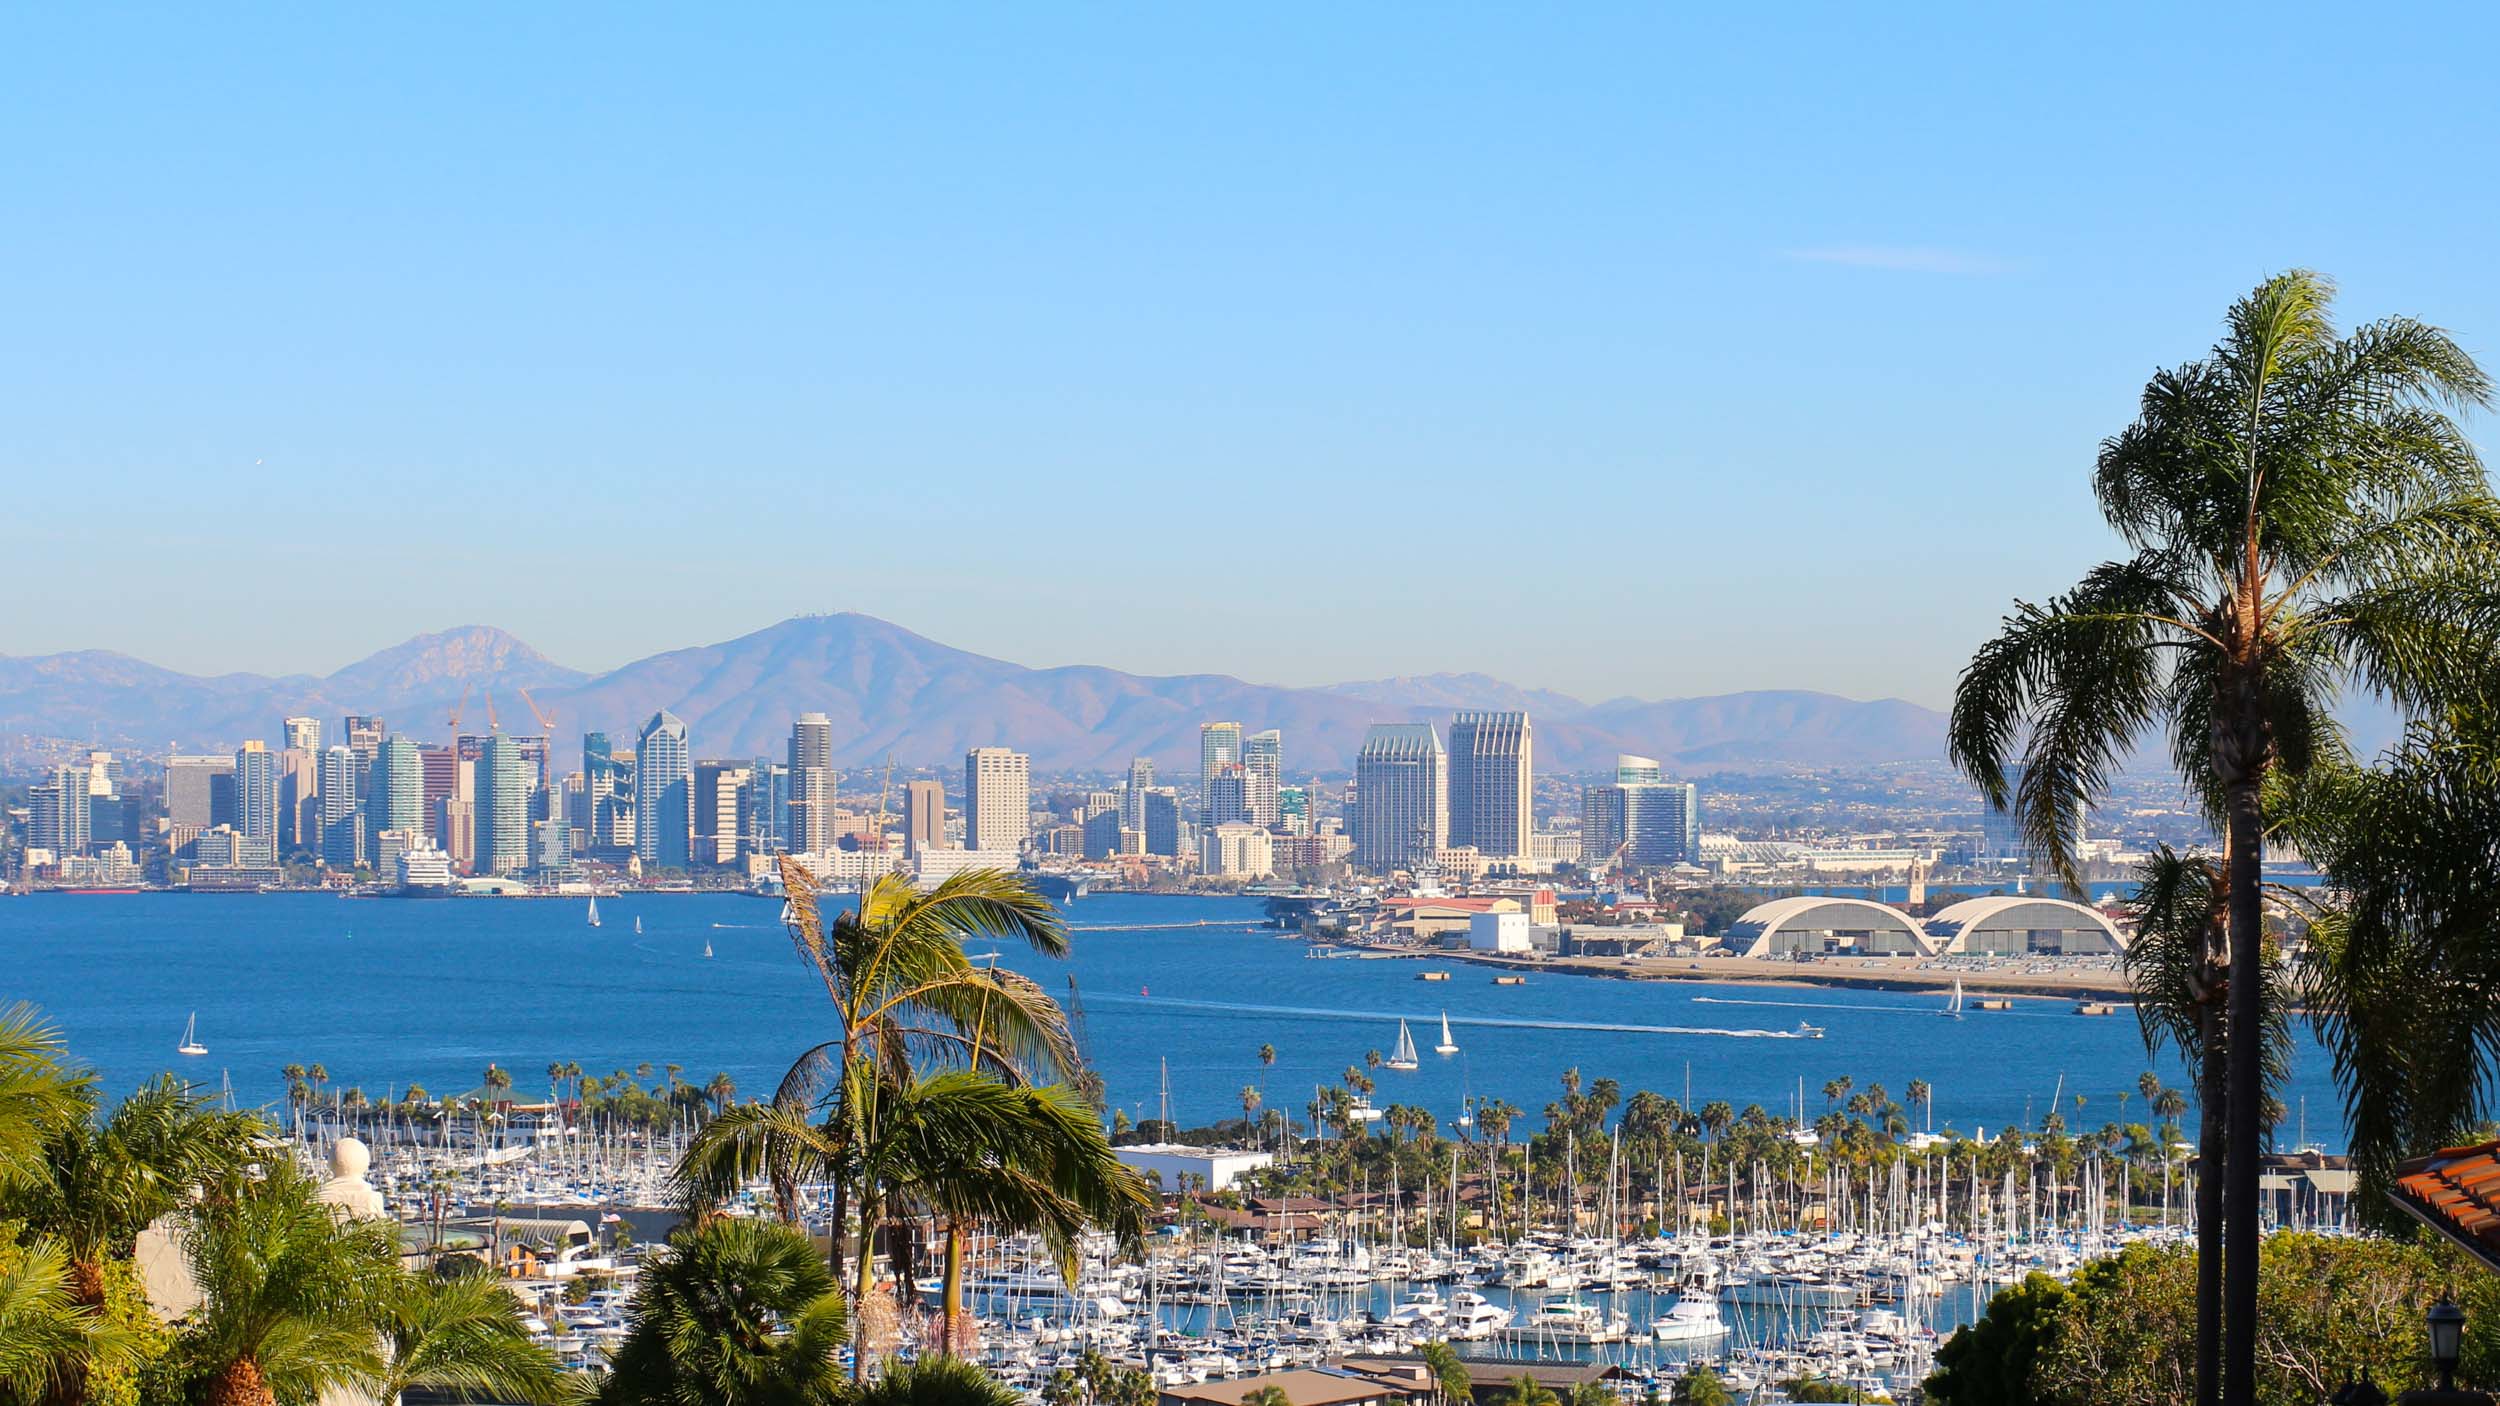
(964, 747, 1030, 854)
(369, 735, 424, 853)
(635, 711, 692, 870)
(474, 733, 533, 875)
(1198, 721, 1242, 822)
(1353, 722, 1446, 873)
(1447, 711, 1532, 860)
(788, 712, 834, 853)
(1242, 729, 1282, 827)
(317, 745, 363, 867)
(1580, 754, 1701, 870)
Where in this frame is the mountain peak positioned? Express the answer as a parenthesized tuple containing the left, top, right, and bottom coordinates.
(323, 626, 585, 699)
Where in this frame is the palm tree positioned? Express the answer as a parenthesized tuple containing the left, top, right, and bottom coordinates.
(0, 1004, 89, 1177)
(1904, 1080, 1932, 1133)
(374, 1270, 564, 1404)
(1949, 270, 2497, 1406)
(1672, 1366, 1733, 1406)
(2292, 705, 2500, 1211)
(19, 1074, 261, 1308)
(1419, 1338, 1472, 1406)
(850, 1355, 1025, 1406)
(181, 1159, 401, 1406)
(1240, 1085, 1262, 1147)
(705, 1072, 736, 1115)
(1241, 1389, 1293, 1406)
(597, 1216, 849, 1406)
(1495, 1374, 1560, 1406)
(0, 1238, 136, 1404)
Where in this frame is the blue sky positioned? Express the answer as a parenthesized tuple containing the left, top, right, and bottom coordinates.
(4, 5, 2493, 707)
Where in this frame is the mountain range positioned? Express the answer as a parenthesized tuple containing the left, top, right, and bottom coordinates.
(0, 614, 1950, 775)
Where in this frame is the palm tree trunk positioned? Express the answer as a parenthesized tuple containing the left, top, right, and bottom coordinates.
(2195, 1011, 2226, 1406)
(2221, 765, 2265, 1406)
(941, 1217, 966, 1358)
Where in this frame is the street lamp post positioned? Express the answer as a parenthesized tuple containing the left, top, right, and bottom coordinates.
(2399, 1292, 2493, 1406)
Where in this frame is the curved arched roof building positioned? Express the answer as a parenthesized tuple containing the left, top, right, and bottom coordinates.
(1726, 896, 1934, 958)
(1924, 897, 2126, 955)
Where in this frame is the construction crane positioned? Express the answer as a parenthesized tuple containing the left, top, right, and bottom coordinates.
(482, 689, 501, 733)
(447, 682, 471, 732)
(874, 752, 895, 849)
(516, 686, 556, 733)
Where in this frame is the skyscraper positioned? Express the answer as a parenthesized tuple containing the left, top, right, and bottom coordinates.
(903, 779, 946, 855)
(1447, 711, 1533, 859)
(475, 733, 532, 874)
(1142, 789, 1182, 857)
(277, 746, 322, 858)
(788, 712, 834, 854)
(747, 758, 789, 855)
(1353, 723, 1446, 872)
(343, 716, 386, 775)
(370, 735, 424, 850)
(1198, 722, 1242, 821)
(29, 766, 88, 856)
(165, 754, 235, 850)
(318, 745, 363, 867)
(1581, 755, 1700, 870)
(232, 742, 278, 854)
(1206, 764, 1250, 826)
(635, 711, 692, 870)
(1242, 730, 1282, 827)
(418, 744, 456, 842)
(963, 748, 1029, 854)
(1122, 756, 1155, 832)
(282, 716, 322, 752)
(693, 760, 752, 867)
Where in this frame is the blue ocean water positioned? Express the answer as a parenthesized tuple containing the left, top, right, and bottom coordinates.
(0, 891, 2349, 1148)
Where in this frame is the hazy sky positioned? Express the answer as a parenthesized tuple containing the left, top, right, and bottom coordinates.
(4, 6, 2493, 708)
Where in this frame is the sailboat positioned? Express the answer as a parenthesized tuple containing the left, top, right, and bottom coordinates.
(703, 939, 714, 959)
(1386, 1019, 1420, 1071)
(177, 1013, 207, 1057)
(1434, 1011, 1459, 1055)
(1939, 977, 1964, 1019)
(634, 915, 642, 935)
(587, 895, 601, 928)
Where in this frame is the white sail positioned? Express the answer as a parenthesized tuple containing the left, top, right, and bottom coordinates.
(703, 940, 713, 959)
(1387, 1019, 1419, 1069)
(1434, 1011, 1459, 1055)
(1942, 977, 1963, 1018)
(634, 915, 642, 934)
(178, 1013, 206, 1056)
(587, 895, 601, 928)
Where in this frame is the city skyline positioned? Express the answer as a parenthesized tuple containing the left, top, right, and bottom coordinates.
(5, 9, 2492, 704)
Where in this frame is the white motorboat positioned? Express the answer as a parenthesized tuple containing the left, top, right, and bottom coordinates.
(1649, 1295, 1730, 1342)
(1443, 1291, 1512, 1340)
(1433, 1011, 1459, 1055)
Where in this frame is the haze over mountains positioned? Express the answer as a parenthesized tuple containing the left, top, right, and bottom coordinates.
(0, 614, 1950, 774)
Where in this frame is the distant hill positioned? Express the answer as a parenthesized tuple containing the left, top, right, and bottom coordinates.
(1, 614, 1951, 774)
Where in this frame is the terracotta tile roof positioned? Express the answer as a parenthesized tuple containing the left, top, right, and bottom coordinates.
(2389, 1140, 2500, 1273)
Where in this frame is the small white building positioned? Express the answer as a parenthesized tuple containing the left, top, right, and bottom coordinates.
(1112, 1142, 1274, 1192)
(1469, 911, 1531, 953)
(1201, 824, 1275, 879)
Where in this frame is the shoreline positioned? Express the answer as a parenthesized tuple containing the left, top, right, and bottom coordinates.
(1335, 940, 2137, 1002)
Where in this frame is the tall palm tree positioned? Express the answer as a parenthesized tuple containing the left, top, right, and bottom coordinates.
(181, 1160, 401, 1406)
(1418, 1338, 1472, 1406)
(0, 1238, 135, 1404)
(374, 1270, 564, 1405)
(1495, 1374, 1559, 1406)
(597, 1216, 849, 1406)
(1949, 270, 2498, 1406)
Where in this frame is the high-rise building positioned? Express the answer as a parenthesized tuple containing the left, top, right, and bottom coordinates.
(635, 711, 692, 870)
(418, 744, 456, 843)
(1122, 757, 1155, 832)
(693, 760, 752, 868)
(370, 735, 424, 851)
(902, 779, 947, 855)
(283, 716, 322, 752)
(1198, 722, 1242, 822)
(29, 766, 89, 856)
(1580, 756, 1700, 870)
(232, 742, 278, 852)
(1447, 711, 1533, 859)
(1352, 723, 1446, 873)
(787, 712, 835, 854)
(317, 745, 364, 867)
(474, 733, 532, 875)
(963, 748, 1030, 854)
(277, 747, 322, 858)
(164, 754, 235, 852)
(1242, 730, 1282, 827)
(1142, 789, 1182, 857)
(747, 758, 789, 855)
(1206, 764, 1251, 826)
(1081, 808, 1123, 859)
(343, 716, 386, 774)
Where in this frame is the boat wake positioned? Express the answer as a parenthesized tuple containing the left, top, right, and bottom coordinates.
(1691, 995, 1909, 1014)
(1095, 992, 1810, 1039)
